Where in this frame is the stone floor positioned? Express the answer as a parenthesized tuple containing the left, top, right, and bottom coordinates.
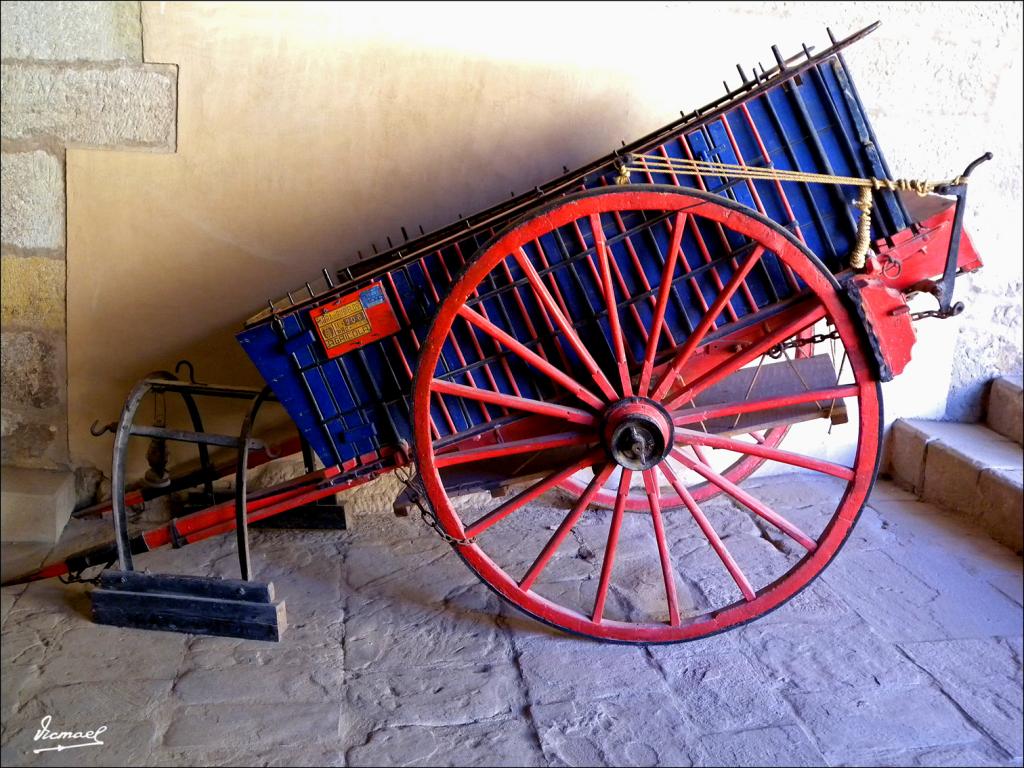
(1, 475, 1021, 767)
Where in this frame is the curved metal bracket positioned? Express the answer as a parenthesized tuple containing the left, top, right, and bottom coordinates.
(927, 151, 993, 315)
(174, 359, 205, 385)
(91, 420, 117, 437)
(234, 386, 274, 581)
(110, 379, 158, 571)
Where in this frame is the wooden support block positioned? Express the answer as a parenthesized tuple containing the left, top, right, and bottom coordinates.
(693, 353, 848, 435)
(91, 571, 286, 642)
(392, 487, 415, 517)
(252, 500, 346, 530)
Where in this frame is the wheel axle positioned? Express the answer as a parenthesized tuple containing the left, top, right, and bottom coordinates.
(602, 397, 674, 471)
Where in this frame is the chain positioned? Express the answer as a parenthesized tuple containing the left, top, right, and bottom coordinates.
(767, 329, 842, 358)
(394, 464, 476, 547)
(58, 560, 116, 586)
(910, 309, 957, 321)
(768, 303, 957, 359)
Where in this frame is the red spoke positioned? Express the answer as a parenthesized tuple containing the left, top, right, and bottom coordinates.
(673, 140, 758, 313)
(531, 238, 573, 317)
(465, 451, 603, 538)
(678, 428, 855, 481)
(659, 463, 756, 601)
(592, 468, 632, 623)
(638, 212, 687, 396)
(434, 249, 510, 414)
(571, 214, 649, 362)
(431, 379, 597, 426)
(511, 248, 618, 401)
(739, 103, 802, 291)
(508, 255, 574, 373)
(651, 245, 765, 401)
(519, 463, 615, 591)
(672, 384, 859, 427)
(671, 449, 817, 551)
(499, 258, 550, 363)
(690, 443, 712, 466)
(591, 214, 632, 396)
(453, 240, 524, 398)
(458, 305, 605, 409)
(434, 431, 594, 468)
(597, 178, 678, 350)
(666, 299, 827, 411)
(642, 470, 681, 625)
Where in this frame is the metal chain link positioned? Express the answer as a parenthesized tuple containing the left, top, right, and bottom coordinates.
(910, 309, 954, 321)
(394, 465, 476, 547)
(58, 560, 115, 586)
(767, 329, 842, 358)
(768, 304, 958, 359)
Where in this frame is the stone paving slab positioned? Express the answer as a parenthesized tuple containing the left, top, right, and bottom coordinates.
(0, 478, 1021, 767)
(784, 684, 983, 764)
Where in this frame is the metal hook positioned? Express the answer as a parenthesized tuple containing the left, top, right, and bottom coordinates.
(174, 360, 204, 385)
(961, 151, 993, 180)
(90, 420, 116, 437)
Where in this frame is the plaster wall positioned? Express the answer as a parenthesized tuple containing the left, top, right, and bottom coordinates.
(1, 0, 176, 488)
(54, 1, 1023, 481)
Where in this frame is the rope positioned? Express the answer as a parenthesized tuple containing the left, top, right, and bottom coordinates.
(850, 185, 873, 270)
(617, 155, 964, 194)
(616, 155, 969, 269)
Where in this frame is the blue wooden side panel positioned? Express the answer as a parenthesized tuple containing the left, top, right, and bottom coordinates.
(238, 54, 912, 470)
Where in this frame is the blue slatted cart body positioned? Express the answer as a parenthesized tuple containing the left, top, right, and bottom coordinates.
(237, 32, 912, 470)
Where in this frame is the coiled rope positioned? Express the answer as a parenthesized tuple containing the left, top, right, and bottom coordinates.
(615, 156, 967, 269)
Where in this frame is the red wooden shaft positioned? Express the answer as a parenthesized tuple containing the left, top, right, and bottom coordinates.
(434, 431, 594, 469)
(511, 247, 618, 401)
(659, 462, 756, 601)
(592, 469, 632, 623)
(677, 427, 855, 480)
(666, 300, 826, 410)
(457, 305, 605, 409)
(672, 384, 859, 426)
(431, 379, 596, 426)
(591, 214, 632, 396)
(642, 469, 682, 626)
(651, 245, 765, 401)
(671, 449, 816, 551)
(519, 463, 614, 591)
(464, 451, 602, 539)
(638, 212, 687, 396)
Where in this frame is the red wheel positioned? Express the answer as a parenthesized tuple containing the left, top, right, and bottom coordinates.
(413, 186, 881, 642)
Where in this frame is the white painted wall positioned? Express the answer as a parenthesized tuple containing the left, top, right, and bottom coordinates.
(67, 2, 1021, 493)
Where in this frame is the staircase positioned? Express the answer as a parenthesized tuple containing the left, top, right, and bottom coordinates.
(888, 375, 1023, 554)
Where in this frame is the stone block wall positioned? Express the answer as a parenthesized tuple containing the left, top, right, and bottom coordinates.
(0, 0, 176, 470)
(815, 2, 1023, 421)
(0, 0, 1020, 491)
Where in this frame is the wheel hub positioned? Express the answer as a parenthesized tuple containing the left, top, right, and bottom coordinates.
(602, 397, 674, 471)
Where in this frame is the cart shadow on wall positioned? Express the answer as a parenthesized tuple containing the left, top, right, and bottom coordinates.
(9, 22, 992, 646)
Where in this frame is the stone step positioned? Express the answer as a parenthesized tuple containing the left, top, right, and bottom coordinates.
(987, 374, 1023, 446)
(888, 418, 1023, 554)
(0, 467, 75, 543)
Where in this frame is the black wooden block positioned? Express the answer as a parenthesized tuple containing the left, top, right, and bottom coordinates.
(98, 570, 274, 602)
(91, 571, 286, 642)
(252, 501, 346, 530)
